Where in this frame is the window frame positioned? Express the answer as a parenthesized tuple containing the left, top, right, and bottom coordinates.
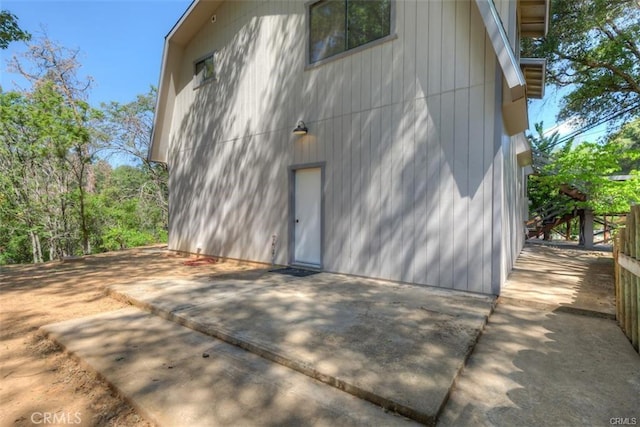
(305, 0, 396, 69)
(193, 51, 216, 89)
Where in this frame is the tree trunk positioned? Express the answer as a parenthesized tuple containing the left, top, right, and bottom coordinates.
(78, 184, 90, 255)
(578, 209, 585, 246)
(35, 233, 43, 263)
(30, 231, 38, 263)
(29, 231, 43, 263)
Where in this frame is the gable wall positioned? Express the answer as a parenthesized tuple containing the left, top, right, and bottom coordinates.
(167, 0, 523, 294)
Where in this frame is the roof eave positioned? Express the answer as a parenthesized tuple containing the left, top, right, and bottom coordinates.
(149, 0, 223, 164)
(474, 0, 527, 102)
(520, 57, 546, 99)
(519, 0, 550, 38)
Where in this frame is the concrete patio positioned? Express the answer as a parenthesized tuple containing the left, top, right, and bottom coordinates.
(41, 244, 640, 426)
(44, 269, 495, 426)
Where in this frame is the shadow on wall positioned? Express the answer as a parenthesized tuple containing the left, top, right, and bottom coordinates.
(170, 2, 305, 263)
(439, 250, 640, 426)
(167, 0, 505, 294)
(337, 0, 502, 293)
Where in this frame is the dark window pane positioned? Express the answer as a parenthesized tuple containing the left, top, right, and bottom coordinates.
(195, 55, 214, 85)
(347, 0, 391, 50)
(309, 0, 347, 63)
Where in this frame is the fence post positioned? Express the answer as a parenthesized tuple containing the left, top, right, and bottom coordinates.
(613, 207, 640, 353)
(624, 212, 635, 342)
(634, 206, 640, 350)
(614, 233, 622, 324)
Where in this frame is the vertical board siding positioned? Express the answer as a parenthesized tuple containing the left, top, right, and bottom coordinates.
(425, 94, 443, 287)
(438, 92, 455, 288)
(167, 0, 520, 295)
(454, 0, 471, 90)
(413, 98, 429, 283)
(453, 88, 470, 290)
(403, 0, 417, 102)
(416, 0, 430, 96)
(427, 1, 443, 96)
(392, 0, 405, 105)
(441, 0, 457, 93)
(468, 85, 486, 294)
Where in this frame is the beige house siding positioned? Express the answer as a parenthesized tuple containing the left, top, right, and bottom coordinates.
(163, 0, 529, 295)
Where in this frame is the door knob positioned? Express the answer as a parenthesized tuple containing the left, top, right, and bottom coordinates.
(296, 219, 299, 223)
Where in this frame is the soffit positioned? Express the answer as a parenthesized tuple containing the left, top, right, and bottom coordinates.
(519, 0, 550, 38)
(520, 58, 546, 99)
(168, 0, 224, 46)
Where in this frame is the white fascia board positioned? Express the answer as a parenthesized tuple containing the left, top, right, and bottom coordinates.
(166, 0, 199, 40)
(474, 0, 527, 102)
(543, 0, 550, 36)
(149, 39, 171, 163)
(149, 0, 201, 163)
(515, 133, 533, 166)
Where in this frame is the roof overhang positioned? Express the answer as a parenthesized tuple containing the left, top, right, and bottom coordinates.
(474, 0, 527, 103)
(515, 133, 533, 167)
(474, 0, 528, 136)
(520, 57, 546, 99)
(519, 0, 550, 38)
(149, 0, 222, 163)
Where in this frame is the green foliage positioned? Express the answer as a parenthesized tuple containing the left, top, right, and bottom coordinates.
(0, 10, 30, 50)
(527, 123, 575, 214)
(607, 117, 640, 173)
(522, 0, 640, 125)
(0, 53, 167, 264)
(541, 141, 640, 214)
(101, 227, 157, 252)
(528, 122, 640, 216)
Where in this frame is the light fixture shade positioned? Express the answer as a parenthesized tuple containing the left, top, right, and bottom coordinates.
(293, 121, 308, 135)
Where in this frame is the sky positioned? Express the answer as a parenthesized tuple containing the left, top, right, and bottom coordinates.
(1, 0, 192, 106)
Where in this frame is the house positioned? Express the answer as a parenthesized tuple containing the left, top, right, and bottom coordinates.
(149, 0, 549, 295)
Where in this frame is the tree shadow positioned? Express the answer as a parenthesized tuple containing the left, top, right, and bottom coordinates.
(438, 242, 639, 426)
(165, 0, 526, 297)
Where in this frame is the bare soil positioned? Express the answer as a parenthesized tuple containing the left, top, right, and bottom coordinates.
(0, 246, 261, 427)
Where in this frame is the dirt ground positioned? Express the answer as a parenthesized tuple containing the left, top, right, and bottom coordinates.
(0, 246, 261, 427)
(0, 243, 617, 426)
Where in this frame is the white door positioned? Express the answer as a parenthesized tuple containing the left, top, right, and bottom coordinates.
(294, 168, 322, 266)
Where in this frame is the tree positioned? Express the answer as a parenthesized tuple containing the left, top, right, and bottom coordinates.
(1, 35, 169, 265)
(0, 10, 30, 49)
(528, 121, 640, 216)
(10, 35, 97, 254)
(91, 165, 165, 251)
(523, 0, 640, 126)
(607, 117, 640, 173)
(98, 87, 168, 228)
(0, 86, 168, 264)
(542, 141, 640, 214)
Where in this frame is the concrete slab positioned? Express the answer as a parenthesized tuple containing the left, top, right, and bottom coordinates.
(43, 307, 420, 427)
(438, 304, 640, 426)
(439, 243, 640, 426)
(500, 245, 615, 317)
(109, 272, 496, 425)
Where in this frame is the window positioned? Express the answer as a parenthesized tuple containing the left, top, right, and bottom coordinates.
(309, 0, 391, 64)
(194, 53, 215, 87)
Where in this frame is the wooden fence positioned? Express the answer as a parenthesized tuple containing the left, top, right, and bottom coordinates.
(613, 205, 640, 353)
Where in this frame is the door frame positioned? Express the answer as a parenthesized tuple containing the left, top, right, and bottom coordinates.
(289, 162, 325, 269)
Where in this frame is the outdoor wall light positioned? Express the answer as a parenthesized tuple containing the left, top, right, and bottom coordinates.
(293, 121, 308, 135)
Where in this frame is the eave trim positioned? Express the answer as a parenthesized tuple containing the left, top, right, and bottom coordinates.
(474, 0, 527, 102)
